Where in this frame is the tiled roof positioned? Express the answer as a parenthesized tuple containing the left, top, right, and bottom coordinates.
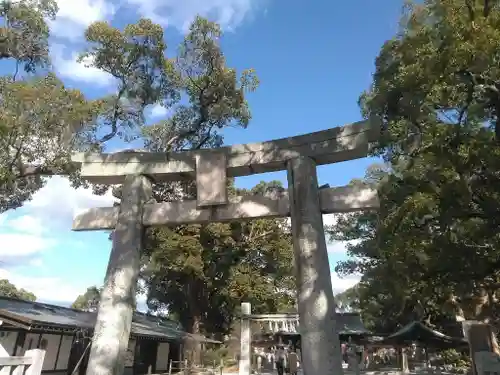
(335, 312, 371, 335)
(0, 296, 220, 344)
(381, 321, 468, 348)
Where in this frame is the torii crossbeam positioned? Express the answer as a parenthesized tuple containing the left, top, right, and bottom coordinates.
(72, 119, 379, 375)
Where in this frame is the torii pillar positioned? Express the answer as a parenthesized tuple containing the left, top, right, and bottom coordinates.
(288, 156, 343, 375)
(85, 175, 152, 375)
(239, 302, 251, 375)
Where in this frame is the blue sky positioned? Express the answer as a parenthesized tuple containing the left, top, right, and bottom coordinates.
(0, 0, 403, 306)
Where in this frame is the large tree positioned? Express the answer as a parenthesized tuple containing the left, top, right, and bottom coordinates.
(1, 1, 258, 211)
(0, 279, 36, 301)
(331, 0, 500, 333)
(0, 2, 164, 211)
(141, 180, 296, 338)
(79, 10, 274, 343)
(0, 0, 93, 211)
(71, 286, 102, 311)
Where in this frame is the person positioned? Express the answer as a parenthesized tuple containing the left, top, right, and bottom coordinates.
(264, 347, 273, 370)
(270, 346, 276, 370)
(275, 345, 287, 375)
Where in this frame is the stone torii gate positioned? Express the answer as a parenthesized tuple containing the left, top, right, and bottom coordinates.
(71, 119, 379, 375)
(238, 302, 302, 375)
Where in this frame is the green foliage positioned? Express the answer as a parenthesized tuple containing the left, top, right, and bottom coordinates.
(0, 0, 100, 211)
(141, 180, 295, 336)
(331, 0, 500, 333)
(80, 18, 177, 145)
(0, 74, 100, 211)
(335, 285, 360, 311)
(118, 17, 273, 338)
(0, 3, 271, 343)
(0, 279, 36, 301)
(71, 286, 102, 311)
(201, 347, 229, 367)
(0, 0, 58, 73)
(440, 349, 470, 368)
(142, 16, 258, 153)
(0, 6, 258, 212)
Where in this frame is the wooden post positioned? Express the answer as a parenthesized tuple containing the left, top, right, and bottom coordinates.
(239, 302, 251, 375)
(0, 350, 46, 375)
(287, 156, 343, 375)
(85, 175, 152, 375)
(25, 349, 46, 375)
(399, 347, 409, 374)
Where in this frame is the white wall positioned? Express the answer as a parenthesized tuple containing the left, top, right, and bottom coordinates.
(0, 331, 18, 355)
(156, 342, 170, 371)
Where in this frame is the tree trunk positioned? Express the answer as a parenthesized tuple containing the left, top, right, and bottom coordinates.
(184, 286, 203, 367)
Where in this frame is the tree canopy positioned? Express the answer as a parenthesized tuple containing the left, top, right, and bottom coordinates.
(71, 286, 102, 311)
(0, 3, 295, 339)
(0, 279, 36, 301)
(141, 180, 296, 337)
(330, 0, 500, 333)
(0, 1, 257, 211)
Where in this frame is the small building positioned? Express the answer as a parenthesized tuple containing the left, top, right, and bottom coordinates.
(244, 312, 370, 349)
(0, 297, 220, 375)
(379, 320, 468, 349)
(272, 312, 371, 349)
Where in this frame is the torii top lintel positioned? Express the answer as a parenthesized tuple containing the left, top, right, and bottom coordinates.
(72, 119, 379, 186)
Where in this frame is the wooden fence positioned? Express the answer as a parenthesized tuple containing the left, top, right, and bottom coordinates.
(0, 349, 45, 375)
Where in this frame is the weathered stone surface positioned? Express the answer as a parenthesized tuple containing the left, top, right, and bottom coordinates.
(72, 119, 379, 184)
(239, 303, 251, 375)
(196, 151, 228, 207)
(85, 175, 152, 375)
(72, 185, 379, 230)
(287, 156, 343, 375)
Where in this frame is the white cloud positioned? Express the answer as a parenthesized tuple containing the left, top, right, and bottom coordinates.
(49, 0, 115, 41)
(0, 213, 7, 227)
(0, 233, 55, 257)
(0, 268, 83, 303)
(331, 273, 360, 295)
(127, 0, 262, 32)
(322, 213, 337, 227)
(0, 176, 114, 266)
(29, 258, 44, 267)
(0, 177, 116, 303)
(51, 47, 115, 86)
(149, 103, 170, 118)
(285, 213, 337, 230)
(7, 215, 45, 236)
(327, 241, 347, 253)
(327, 239, 360, 254)
(25, 176, 116, 229)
